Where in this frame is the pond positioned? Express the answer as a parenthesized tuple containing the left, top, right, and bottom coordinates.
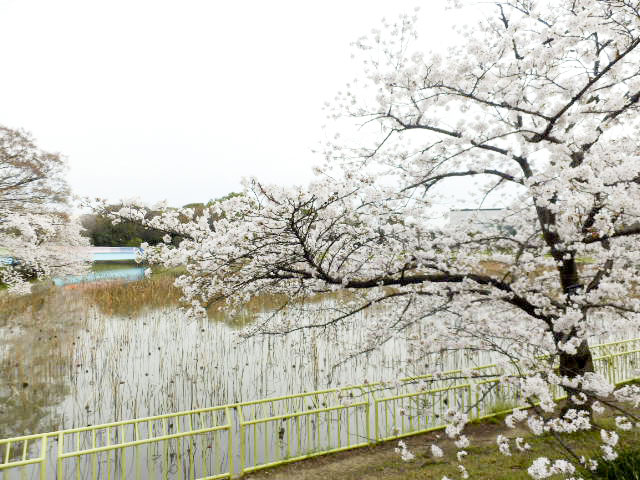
(52, 265, 146, 286)
(2, 266, 476, 441)
(1, 265, 637, 479)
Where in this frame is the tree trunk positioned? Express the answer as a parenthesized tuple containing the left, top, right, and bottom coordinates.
(553, 251, 595, 409)
(557, 338, 595, 414)
(558, 339, 594, 380)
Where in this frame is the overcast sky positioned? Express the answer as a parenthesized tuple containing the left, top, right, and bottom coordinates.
(0, 0, 469, 207)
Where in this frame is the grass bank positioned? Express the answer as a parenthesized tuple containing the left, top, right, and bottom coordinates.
(246, 405, 640, 480)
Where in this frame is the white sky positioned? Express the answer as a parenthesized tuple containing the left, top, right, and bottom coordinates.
(0, 0, 468, 207)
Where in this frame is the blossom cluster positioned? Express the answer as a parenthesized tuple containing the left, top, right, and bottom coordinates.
(104, 1, 640, 478)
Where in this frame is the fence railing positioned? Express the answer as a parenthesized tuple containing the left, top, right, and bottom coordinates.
(2, 337, 639, 479)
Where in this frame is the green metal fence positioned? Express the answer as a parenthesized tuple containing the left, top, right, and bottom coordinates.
(2, 337, 640, 479)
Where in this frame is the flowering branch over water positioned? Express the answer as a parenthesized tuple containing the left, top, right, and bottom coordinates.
(106, 0, 640, 477)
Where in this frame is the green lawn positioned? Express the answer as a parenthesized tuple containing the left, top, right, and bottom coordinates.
(247, 407, 640, 480)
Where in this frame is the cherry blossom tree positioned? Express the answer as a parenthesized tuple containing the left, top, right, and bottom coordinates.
(108, 1, 640, 476)
(0, 126, 88, 293)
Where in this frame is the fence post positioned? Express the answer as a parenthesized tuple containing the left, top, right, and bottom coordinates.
(238, 406, 246, 476)
(374, 399, 380, 442)
(608, 356, 615, 384)
(225, 407, 234, 478)
(40, 436, 47, 480)
(57, 432, 64, 480)
(365, 401, 372, 445)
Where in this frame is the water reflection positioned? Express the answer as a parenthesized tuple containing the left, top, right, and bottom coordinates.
(0, 293, 85, 439)
(53, 265, 145, 287)
(0, 281, 433, 439)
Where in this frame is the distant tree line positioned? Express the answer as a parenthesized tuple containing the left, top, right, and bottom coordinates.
(82, 193, 240, 247)
(80, 208, 163, 247)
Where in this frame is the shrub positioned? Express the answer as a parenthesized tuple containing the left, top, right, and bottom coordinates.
(592, 448, 640, 480)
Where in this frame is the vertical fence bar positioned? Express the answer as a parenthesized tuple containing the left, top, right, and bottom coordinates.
(162, 419, 168, 479)
(253, 411, 258, 469)
(40, 436, 47, 480)
(57, 432, 64, 480)
(238, 406, 245, 475)
(374, 399, 380, 442)
(225, 407, 234, 478)
(287, 416, 292, 459)
(121, 424, 127, 480)
(188, 415, 195, 480)
(346, 408, 351, 447)
(336, 410, 341, 450)
(366, 402, 372, 444)
(134, 423, 141, 480)
(75, 432, 81, 480)
(91, 428, 97, 480)
(296, 414, 301, 457)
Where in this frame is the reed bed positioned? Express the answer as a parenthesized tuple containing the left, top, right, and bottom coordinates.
(83, 273, 182, 316)
(0, 283, 476, 440)
(0, 269, 634, 445)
